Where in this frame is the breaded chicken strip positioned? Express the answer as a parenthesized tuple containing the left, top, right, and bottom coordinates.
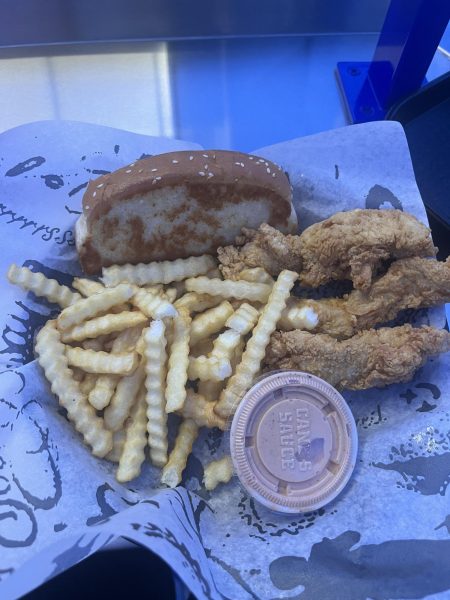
(265, 325, 450, 390)
(279, 257, 450, 338)
(218, 210, 435, 289)
(218, 223, 302, 280)
(299, 209, 436, 290)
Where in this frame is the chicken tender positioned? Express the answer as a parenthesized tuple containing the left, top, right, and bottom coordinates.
(218, 211, 435, 290)
(218, 223, 302, 279)
(265, 325, 450, 390)
(279, 257, 450, 339)
(299, 209, 435, 290)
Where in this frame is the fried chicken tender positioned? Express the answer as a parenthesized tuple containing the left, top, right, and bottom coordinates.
(279, 257, 450, 339)
(218, 211, 435, 290)
(218, 223, 302, 279)
(300, 209, 435, 290)
(265, 324, 450, 390)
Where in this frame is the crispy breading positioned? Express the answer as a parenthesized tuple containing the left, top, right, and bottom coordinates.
(279, 257, 450, 339)
(218, 211, 435, 290)
(265, 325, 450, 390)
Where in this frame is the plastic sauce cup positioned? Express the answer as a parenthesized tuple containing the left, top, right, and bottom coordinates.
(230, 370, 358, 514)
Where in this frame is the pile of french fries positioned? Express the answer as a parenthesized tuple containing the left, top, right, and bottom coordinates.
(7, 255, 297, 490)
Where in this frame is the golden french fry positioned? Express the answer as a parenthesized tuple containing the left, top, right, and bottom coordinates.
(116, 386, 148, 482)
(144, 320, 169, 467)
(188, 356, 231, 382)
(197, 379, 224, 402)
(131, 287, 177, 319)
(104, 361, 146, 432)
(185, 277, 271, 302)
(35, 320, 112, 457)
(106, 429, 126, 463)
(165, 310, 191, 413)
(60, 310, 147, 343)
(190, 301, 234, 346)
(7, 264, 81, 308)
(66, 346, 138, 375)
(215, 270, 298, 418)
(203, 456, 233, 490)
(79, 373, 98, 395)
(225, 303, 260, 336)
(102, 255, 217, 287)
(174, 292, 222, 314)
(160, 419, 199, 488)
(177, 390, 227, 430)
(88, 374, 119, 410)
(57, 283, 134, 330)
(238, 267, 274, 285)
(72, 277, 105, 297)
(210, 329, 241, 362)
(278, 301, 319, 331)
(164, 288, 178, 303)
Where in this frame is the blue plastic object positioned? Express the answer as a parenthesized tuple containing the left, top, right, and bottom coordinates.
(337, 0, 450, 123)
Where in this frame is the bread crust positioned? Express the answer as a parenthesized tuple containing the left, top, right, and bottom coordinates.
(76, 150, 297, 274)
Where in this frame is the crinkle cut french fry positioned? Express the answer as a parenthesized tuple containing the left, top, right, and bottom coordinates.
(188, 356, 231, 382)
(197, 379, 224, 402)
(225, 303, 260, 336)
(72, 277, 105, 297)
(174, 292, 222, 314)
(190, 301, 234, 346)
(177, 390, 227, 430)
(102, 255, 217, 287)
(79, 373, 98, 395)
(185, 276, 271, 302)
(203, 456, 234, 490)
(88, 374, 119, 410)
(278, 301, 319, 331)
(144, 320, 169, 467)
(106, 429, 126, 463)
(66, 346, 138, 375)
(210, 329, 241, 362)
(104, 361, 146, 432)
(215, 270, 298, 418)
(60, 310, 147, 343)
(238, 267, 274, 285)
(116, 386, 148, 482)
(166, 310, 191, 413)
(131, 287, 177, 319)
(7, 264, 81, 308)
(35, 320, 112, 457)
(57, 283, 135, 330)
(160, 419, 199, 488)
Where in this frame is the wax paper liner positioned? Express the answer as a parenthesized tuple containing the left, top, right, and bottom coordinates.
(0, 120, 449, 600)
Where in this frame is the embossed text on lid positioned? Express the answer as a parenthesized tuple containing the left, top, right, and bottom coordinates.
(229, 371, 358, 514)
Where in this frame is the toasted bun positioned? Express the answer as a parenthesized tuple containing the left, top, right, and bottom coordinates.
(75, 149, 297, 274)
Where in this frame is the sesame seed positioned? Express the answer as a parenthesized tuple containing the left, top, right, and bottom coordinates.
(138, 169, 143, 173)
(86, 205, 90, 209)
(266, 168, 271, 174)
(155, 176, 162, 180)
(272, 172, 276, 177)
(258, 159, 265, 163)
(265, 162, 269, 166)
(198, 171, 206, 176)
(204, 164, 208, 170)
(207, 172, 214, 178)
(202, 154, 209, 158)
(97, 183, 104, 188)
(189, 156, 194, 160)
(126, 169, 132, 173)
(152, 168, 158, 172)
(130, 163, 135, 166)
(249, 156, 254, 160)
(93, 192, 96, 197)
(172, 159, 179, 164)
